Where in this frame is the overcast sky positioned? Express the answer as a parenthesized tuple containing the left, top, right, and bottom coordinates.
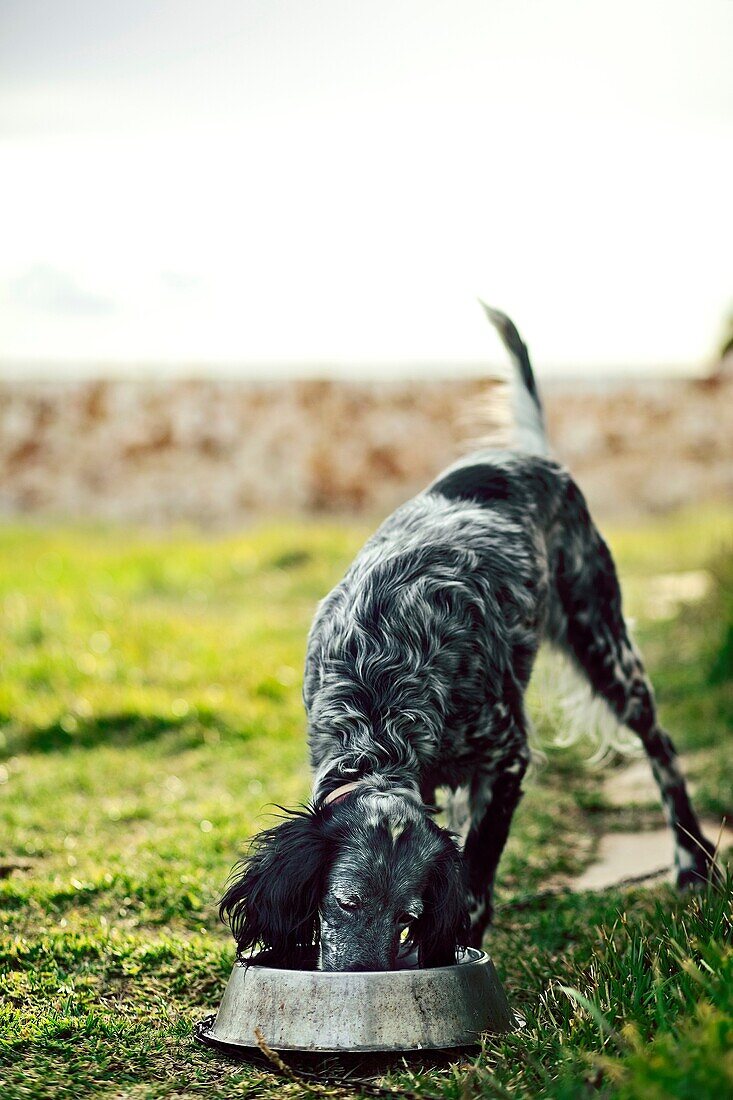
(1, 0, 731, 373)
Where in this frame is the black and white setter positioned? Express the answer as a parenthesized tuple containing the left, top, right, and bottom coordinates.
(221, 306, 717, 971)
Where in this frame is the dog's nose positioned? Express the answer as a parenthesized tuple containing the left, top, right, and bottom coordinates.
(346, 956, 396, 973)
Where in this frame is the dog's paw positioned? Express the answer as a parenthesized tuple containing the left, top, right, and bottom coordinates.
(676, 837, 722, 891)
(467, 892, 493, 946)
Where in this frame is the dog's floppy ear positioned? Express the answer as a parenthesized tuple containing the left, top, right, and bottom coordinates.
(219, 806, 329, 964)
(413, 830, 469, 968)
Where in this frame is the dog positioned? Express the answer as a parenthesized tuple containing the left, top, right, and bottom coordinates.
(221, 305, 718, 971)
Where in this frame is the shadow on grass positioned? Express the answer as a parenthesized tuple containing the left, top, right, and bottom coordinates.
(193, 1019, 478, 1086)
(1, 708, 238, 757)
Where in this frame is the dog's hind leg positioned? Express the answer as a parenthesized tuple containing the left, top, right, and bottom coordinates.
(549, 486, 718, 888)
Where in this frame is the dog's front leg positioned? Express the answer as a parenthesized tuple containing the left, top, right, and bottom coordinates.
(462, 744, 530, 946)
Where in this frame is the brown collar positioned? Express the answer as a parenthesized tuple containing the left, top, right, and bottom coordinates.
(323, 780, 363, 807)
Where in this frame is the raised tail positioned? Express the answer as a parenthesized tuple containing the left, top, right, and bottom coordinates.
(479, 302, 550, 457)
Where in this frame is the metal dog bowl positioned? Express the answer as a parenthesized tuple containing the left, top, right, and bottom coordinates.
(196, 947, 514, 1053)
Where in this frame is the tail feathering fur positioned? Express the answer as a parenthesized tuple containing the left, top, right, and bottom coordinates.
(479, 302, 550, 457)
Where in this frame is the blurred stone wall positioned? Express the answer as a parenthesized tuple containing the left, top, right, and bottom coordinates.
(0, 372, 731, 525)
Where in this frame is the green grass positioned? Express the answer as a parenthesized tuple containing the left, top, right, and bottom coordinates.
(1, 509, 732, 1099)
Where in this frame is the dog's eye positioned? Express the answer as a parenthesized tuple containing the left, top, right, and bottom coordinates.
(335, 895, 361, 912)
(398, 911, 417, 929)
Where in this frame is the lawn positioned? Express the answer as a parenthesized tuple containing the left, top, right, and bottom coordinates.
(1, 509, 732, 1099)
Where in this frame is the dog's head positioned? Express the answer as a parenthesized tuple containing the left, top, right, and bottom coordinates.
(220, 786, 468, 971)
